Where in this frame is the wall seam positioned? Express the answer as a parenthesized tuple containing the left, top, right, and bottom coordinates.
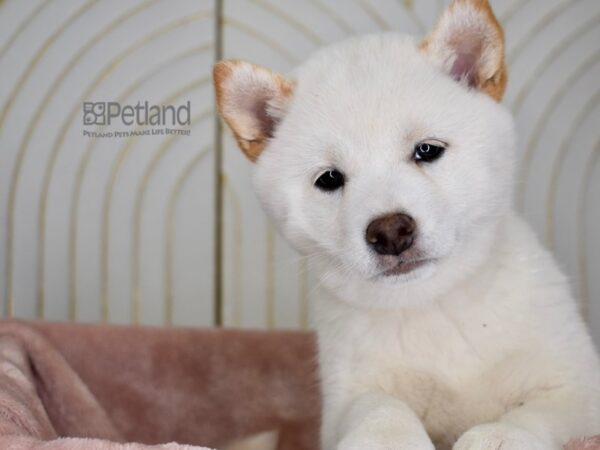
(213, 0, 224, 326)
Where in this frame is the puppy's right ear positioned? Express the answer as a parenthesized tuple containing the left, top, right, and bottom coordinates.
(213, 60, 294, 162)
(420, 0, 507, 101)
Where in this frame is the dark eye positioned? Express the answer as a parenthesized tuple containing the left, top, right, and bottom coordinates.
(414, 141, 445, 163)
(315, 169, 345, 192)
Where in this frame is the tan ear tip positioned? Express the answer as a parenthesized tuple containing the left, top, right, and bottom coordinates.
(213, 60, 235, 83)
(448, 0, 503, 33)
(452, 0, 490, 6)
(449, 0, 495, 14)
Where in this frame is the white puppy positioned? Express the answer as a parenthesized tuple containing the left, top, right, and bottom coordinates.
(213, 0, 600, 448)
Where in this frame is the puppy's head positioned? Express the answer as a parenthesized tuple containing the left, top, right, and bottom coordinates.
(214, 0, 516, 308)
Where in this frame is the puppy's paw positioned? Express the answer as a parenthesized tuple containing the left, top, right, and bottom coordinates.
(453, 423, 555, 450)
(337, 435, 435, 450)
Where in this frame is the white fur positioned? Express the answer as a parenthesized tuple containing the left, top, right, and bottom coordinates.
(221, 16, 600, 450)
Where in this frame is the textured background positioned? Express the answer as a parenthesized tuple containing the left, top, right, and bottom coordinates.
(1, 0, 599, 346)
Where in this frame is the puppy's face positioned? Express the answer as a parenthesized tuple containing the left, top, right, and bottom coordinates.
(214, 0, 516, 307)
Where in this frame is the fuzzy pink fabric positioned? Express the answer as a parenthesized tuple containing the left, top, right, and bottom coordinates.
(0, 320, 597, 449)
(0, 322, 208, 450)
(0, 320, 319, 450)
(565, 438, 600, 450)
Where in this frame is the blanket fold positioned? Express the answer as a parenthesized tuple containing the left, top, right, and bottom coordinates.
(0, 320, 320, 450)
(0, 322, 207, 449)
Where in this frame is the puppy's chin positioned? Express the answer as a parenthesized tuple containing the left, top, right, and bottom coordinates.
(373, 259, 438, 284)
(315, 255, 449, 309)
(317, 232, 494, 309)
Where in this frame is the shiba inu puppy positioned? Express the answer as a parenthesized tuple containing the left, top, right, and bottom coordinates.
(213, 0, 600, 448)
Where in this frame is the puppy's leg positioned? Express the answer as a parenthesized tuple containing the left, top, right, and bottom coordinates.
(454, 387, 599, 450)
(334, 393, 434, 450)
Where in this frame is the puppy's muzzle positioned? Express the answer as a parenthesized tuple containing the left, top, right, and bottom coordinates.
(366, 213, 416, 256)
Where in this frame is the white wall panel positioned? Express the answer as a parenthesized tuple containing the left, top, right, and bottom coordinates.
(0, 0, 215, 326)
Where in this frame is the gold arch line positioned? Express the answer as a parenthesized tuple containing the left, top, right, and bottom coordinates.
(306, 0, 354, 35)
(400, 0, 412, 10)
(516, 51, 600, 210)
(507, 0, 577, 65)
(0, 0, 52, 60)
(223, 17, 298, 63)
(0, 0, 96, 130)
(511, 14, 600, 114)
(395, 0, 428, 33)
(499, 0, 531, 24)
(545, 90, 600, 247)
(100, 76, 210, 322)
(164, 145, 212, 325)
(36, 12, 212, 317)
(265, 224, 275, 328)
(222, 174, 243, 327)
(359, 0, 390, 30)
(68, 44, 212, 320)
(576, 138, 600, 320)
(251, 0, 323, 45)
(4, 0, 157, 317)
(357, 0, 423, 33)
(132, 110, 212, 324)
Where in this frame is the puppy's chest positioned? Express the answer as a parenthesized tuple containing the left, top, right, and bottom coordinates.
(346, 313, 535, 447)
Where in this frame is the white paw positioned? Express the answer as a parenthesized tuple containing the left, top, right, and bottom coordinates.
(337, 435, 435, 450)
(453, 423, 555, 450)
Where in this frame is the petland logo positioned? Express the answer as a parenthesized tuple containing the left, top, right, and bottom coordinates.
(82, 101, 191, 138)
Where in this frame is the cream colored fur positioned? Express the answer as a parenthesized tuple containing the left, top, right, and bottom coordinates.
(213, 1, 600, 449)
(223, 431, 278, 450)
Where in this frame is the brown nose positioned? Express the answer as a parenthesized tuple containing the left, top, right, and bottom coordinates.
(366, 213, 416, 256)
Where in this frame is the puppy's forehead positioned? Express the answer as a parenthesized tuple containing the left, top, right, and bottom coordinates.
(280, 32, 506, 164)
(295, 34, 433, 100)
(291, 34, 449, 136)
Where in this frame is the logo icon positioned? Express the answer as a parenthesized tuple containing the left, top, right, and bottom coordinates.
(83, 102, 106, 125)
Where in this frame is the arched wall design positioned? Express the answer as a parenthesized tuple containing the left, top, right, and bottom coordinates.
(1, 0, 216, 326)
(0, 0, 598, 346)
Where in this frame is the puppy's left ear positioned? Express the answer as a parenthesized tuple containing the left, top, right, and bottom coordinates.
(420, 0, 507, 101)
(213, 60, 294, 162)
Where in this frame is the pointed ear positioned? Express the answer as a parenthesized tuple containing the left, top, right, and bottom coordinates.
(213, 60, 294, 162)
(420, 0, 507, 101)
